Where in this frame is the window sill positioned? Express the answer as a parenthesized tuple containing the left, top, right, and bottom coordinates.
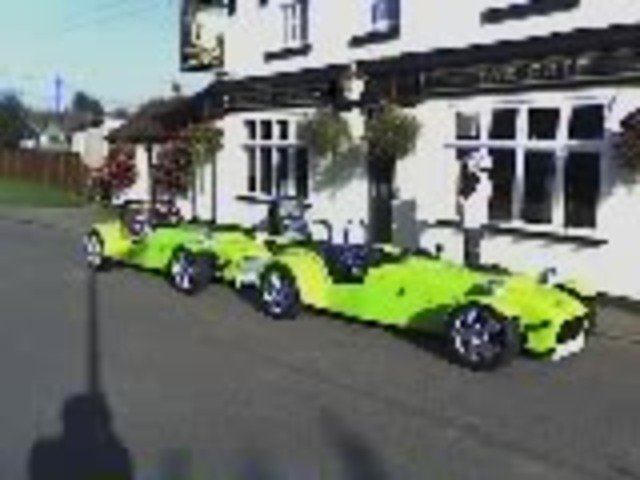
(480, 0, 580, 25)
(348, 25, 400, 48)
(264, 44, 312, 62)
(236, 193, 311, 207)
(485, 222, 607, 247)
(430, 219, 607, 246)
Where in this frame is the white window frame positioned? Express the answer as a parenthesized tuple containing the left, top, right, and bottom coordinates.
(281, 0, 307, 48)
(447, 98, 610, 235)
(243, 117, 309, 199)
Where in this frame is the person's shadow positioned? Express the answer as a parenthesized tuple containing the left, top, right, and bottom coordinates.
(28, 391, 133, 480)
(27, 268, 134, 480)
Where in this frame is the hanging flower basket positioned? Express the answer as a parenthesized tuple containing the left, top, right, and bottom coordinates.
(180, 123, 223, 163)
(298, 107, 353, 158)
(618, 110, 640, 177)
(365, 101, 421, 163)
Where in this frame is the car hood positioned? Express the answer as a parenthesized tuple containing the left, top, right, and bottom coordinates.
(398, 256, 587, 324)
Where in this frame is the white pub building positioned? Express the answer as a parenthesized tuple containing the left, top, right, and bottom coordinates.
(180, 0, 640, 300)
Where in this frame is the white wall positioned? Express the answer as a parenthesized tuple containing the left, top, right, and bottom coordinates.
(208, 0, 640, 78)
(72, 118, 124, 169)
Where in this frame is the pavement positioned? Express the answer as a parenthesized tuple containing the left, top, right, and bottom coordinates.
(0, 204, 639, 344)
(1, 211, 640, 479)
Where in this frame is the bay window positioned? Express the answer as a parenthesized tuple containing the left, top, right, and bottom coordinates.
(451, 101, 605, 231)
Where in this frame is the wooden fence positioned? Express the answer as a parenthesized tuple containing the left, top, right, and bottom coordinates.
(0, 149, 90, 196)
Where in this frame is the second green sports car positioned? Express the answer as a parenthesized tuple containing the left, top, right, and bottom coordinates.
(234, 238, 596, 371)
(82, 200, 275, 295)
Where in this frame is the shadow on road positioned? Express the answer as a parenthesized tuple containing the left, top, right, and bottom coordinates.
(320, 407, 391, 480)
(27, 267, 134, 480)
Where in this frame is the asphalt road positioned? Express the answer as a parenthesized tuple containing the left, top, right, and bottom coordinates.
(2, 218, 640, 480)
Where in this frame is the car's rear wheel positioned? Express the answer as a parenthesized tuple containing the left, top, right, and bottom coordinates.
(168, 248, 212, 295)
(446, 304, 520, 371)
(83, 231, 108, 271)
(259, 265, 300, 320)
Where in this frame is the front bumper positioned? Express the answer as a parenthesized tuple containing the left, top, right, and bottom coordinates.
(523, 313, 591, 360)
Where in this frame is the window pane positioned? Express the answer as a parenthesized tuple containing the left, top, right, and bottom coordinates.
(528, 108, 560, 140)
(455, 112, 481, 140)
(564, 152, 600, 228)
(260, 120, 272, 141)
(489, 108, 518, 140)
(521, 151, 556, 224)
(247, 147, 257, 192)
(260, 147, 273, 195)
(568, 105, 604, 140)
(245, 120, 257, 141)
(295, 147, 309, 198)
(276, 147, 290, 195)
(277, 120, 289, 141)
(488, 149, 515, 222)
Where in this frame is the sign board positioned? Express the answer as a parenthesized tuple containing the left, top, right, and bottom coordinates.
(180, 0, 227, 72)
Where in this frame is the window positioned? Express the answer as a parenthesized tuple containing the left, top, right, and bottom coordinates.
(568, 104, 604, 140)
(564, 151, 600, 228)
(521, 151, 556, 224)
(528, 108, 560, 140)
(281, 0, 308, 47)
(371, 0, 399, 32)
(455, 112, 481, 140)
(488, 149, 516, 221)
(244, 118, 309, 199)
(489, 108, 518, 140)
(450, 102, 605, 231)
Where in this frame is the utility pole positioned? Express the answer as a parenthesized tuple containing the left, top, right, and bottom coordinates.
(54, 75, 63, 114)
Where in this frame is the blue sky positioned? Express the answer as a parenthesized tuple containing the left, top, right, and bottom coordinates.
(0, 0, 210, 112)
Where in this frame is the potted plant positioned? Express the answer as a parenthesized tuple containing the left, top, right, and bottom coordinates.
(363, 101, 421, 242)
(365, 101, 421, 164)
(298, 107, 353, 159)
(617, 110, 640, 182)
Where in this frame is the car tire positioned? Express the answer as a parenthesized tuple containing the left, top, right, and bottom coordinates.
(445, 304, 520, 371)
(259, 265, 300, 320)
(83, 231, 109, 271)
(168, 248, 212, 295)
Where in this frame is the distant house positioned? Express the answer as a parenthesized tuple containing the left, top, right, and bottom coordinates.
(20, 117, 70, 152)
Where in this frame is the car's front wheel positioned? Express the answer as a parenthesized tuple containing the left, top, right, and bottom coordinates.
(446, 304, 520, 371)
(83, 231, 108, 271)
(259, 265, 300, 320)
(168, 248, 212, 295)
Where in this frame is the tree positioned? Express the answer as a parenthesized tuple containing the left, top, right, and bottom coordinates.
(154, 139, 192, 199)
(91, 144, 137, 203)
(71, 91, 105, 120)
(0, 94, 30, 149)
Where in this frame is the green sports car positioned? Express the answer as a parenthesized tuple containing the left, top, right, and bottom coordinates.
(235, 238, 596, 371)
(82, 200, 274, 295)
